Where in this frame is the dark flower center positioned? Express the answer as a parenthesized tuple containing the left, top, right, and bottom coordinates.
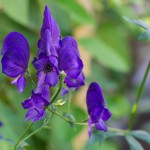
(44, 61, 53, 73)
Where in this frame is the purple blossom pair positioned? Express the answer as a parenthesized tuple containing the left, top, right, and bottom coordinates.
(1, 6, 85, 123)
(86, 82, 112, 137)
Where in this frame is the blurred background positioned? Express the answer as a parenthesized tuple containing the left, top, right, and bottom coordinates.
(0, 0, 150, 150)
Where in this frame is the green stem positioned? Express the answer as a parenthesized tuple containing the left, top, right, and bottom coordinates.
(22, 112, 54, 142)
(129, 60, 150, 130)
(27, 70, 37, 88)
(23, 126, 43, 142)
(47, 107, 127, 135)
(50, 73, 66, 104)
(48, 107, 69, 122)
(67, 90, 72, 114)
(13, 123, 32, 150)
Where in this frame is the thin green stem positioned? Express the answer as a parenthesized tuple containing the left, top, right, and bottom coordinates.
(22, 112, 54, 142)
(67, 91, 72, 114)
(27, 70, 37, 88)
(13, 123, 32, 150)
(50, 73, 66, 104)
(23, 126, 43, 142)
(129, 60, 150, 130)
(48, 107, 69, 122)
(47, 107, 127, 135)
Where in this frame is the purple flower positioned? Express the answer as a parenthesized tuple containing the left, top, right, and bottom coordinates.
(86, 82, 112, 137)
(34, 6, 85, 90)
(1, 32, 30, 93)
(33, 6, 60, 87)
(21, 84, 50, 122)
(59, 36, 85, 90)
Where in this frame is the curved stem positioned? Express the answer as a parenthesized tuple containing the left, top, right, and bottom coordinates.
(27, 70, 37, 88)
(48, 107, 69, 122)
(47, 107, 127, 135)
(13, 123, 32, 150)
(22, 126, 43, 142)
(50, 73, 65, 104)
(129, 60, 150, 130)
(22, 112, 54, 142)
(67, 90, 72, 114)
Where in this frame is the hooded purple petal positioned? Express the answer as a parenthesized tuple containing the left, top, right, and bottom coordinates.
(86, 82, 106, 115)
(60, 36, 80, 56)
(86, 82, 112, 136)
(1, 32, 30, 70)
(59, 36, 84, 90)
(38, 6, 60, 56)
(59, 37, 83, 79)
(1, 32, 30, 93)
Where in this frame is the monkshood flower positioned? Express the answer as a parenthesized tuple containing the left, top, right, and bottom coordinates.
(86, 82, 112, 137)
(34, 6, 85, 89)
(1, 32, 30, 93)
(59, 36, 84, 90)
(33, 6, 60, 87)
(21, 84, 50, 123)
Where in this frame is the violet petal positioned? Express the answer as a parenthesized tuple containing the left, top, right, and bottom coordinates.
(22, 98, 34, 109)
(45, 71, 58, 86)
(25, 108, 46, 123)
(95, 119, 108, 132)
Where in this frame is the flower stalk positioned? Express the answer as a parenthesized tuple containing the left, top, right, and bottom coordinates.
(129, 60, 150, 130)
(50, 72, 66, 105)
(13, 123, 32, 150)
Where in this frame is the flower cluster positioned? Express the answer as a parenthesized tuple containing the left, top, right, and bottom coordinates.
(1, 6, 84, 123)
(1, 5, 112, 136)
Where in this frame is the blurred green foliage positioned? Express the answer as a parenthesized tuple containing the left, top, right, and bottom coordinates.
(0, 0, 149, 150)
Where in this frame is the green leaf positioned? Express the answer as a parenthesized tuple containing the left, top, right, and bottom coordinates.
(126, 135, 144, 150)
(86, 130, 122, 148)
(0, 0, 29, 27)
(131, 130, 150, 144)
(79, 37, 130, 72)
(57, 0, 95, 25)
(124, 17, 150, 40)
(123, 17, 149, 29)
